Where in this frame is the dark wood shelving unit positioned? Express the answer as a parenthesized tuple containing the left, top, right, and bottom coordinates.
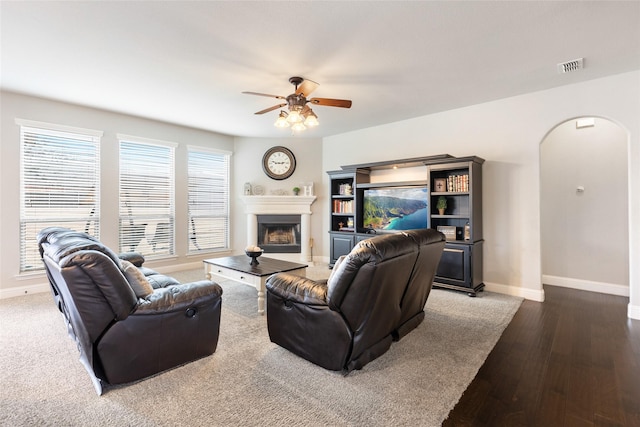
(327, 155, 484, 296)
(427, 157, 484, 296)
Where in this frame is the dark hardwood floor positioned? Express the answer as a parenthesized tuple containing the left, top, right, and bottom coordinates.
(444, 285, 640, 427)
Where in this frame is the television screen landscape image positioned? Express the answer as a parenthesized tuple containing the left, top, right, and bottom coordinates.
(362, 186, 428, 232)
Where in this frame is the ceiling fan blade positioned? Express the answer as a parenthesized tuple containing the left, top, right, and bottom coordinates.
(296, 79, 319, 97)
(255, 103, 287, 115)
(309, 98, 352, 108)
(242, 91, 286, 100)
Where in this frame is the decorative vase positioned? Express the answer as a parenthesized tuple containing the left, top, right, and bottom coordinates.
(245, 250, 263, 266)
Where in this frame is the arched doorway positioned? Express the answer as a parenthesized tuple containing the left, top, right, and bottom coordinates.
(540, 117, 629, 295)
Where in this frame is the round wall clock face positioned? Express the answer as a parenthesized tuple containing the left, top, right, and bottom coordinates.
(262, 146, 296, 180)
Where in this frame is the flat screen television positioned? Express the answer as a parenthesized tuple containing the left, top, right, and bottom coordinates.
(362, 185, 428, 232)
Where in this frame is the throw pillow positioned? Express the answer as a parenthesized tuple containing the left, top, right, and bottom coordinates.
(121, 260, 154, 298)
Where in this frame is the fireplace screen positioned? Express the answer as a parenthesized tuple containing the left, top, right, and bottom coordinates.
(257, 215, 301, 253)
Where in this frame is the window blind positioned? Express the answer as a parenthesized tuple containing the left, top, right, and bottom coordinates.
(119, 139, 175, 257)
(20, 124, 101, 272)
(187, 147, 230, 253)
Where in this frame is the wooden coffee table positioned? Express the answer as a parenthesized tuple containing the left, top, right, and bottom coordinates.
(203, 255, 308, 315)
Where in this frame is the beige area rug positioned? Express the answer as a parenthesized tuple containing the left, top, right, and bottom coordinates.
(0, 267, 522, 426)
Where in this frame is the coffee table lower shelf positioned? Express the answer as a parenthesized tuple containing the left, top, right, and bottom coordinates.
(203, 255, 308, 315)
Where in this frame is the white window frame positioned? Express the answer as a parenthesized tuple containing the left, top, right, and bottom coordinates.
(17, 119, 102, 273)
(118, 134, 176, 258)
(187, 146, 231, 254)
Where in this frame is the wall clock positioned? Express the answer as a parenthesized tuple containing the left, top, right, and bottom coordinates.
(262, 146, 296, 180)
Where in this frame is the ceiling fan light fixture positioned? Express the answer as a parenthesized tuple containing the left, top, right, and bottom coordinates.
(291, 122, 306, 132)
(244, 76, 352, 133)
(274, 111, 290, 128)
(286, 109, 302, 123)
(303, 110, 319, 127)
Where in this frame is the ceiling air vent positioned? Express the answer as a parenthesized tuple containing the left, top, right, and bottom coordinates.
(557, 58, 584, 74)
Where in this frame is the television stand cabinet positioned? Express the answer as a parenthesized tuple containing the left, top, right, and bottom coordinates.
(327, 155, 484, 296)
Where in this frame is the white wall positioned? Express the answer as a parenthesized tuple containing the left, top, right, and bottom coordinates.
(323, 71, 640, 319)
(231, 137, 325, 259)
(0, 91, 235, 297)
(3, 71, 640, 320)
(541, 118, 628, 295)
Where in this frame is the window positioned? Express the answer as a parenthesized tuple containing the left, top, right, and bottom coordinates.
(119, 135, 176, 257)
(18, 120, 101, 272)
(187, 146, 230, 253)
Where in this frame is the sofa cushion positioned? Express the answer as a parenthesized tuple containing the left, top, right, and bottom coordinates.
(327, 233, 417, 310)
(121, 260, 154, 298)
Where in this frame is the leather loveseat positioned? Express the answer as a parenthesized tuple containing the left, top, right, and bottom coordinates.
(265, 228, 445, 373)
(37, 227, 223, 395)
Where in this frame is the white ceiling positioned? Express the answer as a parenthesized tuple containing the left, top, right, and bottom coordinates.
(2, 1, 639, 139)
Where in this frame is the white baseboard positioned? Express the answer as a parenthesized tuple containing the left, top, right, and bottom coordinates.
(628, 303, 640, 320)
(150, 260, 207, 274)
(0, 283, 50, 299)
(484, 281, 545, 302)
(542, 274, 629, 297)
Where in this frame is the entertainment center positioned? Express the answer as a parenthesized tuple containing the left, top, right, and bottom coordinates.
(327, 154, 484, 296)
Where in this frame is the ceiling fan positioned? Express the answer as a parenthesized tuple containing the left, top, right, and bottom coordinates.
(242, 76, 352, 130)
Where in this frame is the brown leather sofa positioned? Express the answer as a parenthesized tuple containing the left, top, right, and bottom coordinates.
(37, 227, 223, 395)
(265, 228, 445, 373)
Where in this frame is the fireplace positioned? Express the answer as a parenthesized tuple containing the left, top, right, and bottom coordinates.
(240, 195, 317, 263)
(257, 215, 301, 253)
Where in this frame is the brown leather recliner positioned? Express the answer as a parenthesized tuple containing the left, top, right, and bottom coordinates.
(265, 228, 445, 373)
(37, 227, 223, 395)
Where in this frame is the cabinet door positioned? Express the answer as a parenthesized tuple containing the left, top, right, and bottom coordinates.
(330, 234, 354, 265)
(435, 243, 471, 288)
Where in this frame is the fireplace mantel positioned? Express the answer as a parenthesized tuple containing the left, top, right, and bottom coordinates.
(240, 195, 316, 214)
(240, 195, 317, 263)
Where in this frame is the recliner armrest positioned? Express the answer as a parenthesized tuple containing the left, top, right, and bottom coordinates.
(135, 280, 222, 314)
(266, 273, 328, 305)
(118, 252, 145, 267)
